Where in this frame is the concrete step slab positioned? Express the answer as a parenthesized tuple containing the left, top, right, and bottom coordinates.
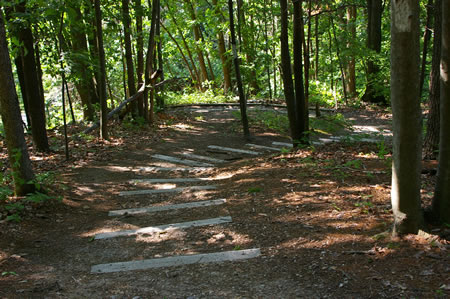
(246, 143, 282, 151)
(108, 199, 227, 216)
(91, 248, 261, 274)
(137, 167, 214, 172)
(94, 216, 232, 240)
(181, 153, 226, 164)
(119, 185, 217, 196)
(272, 141, 293, 148)
(152, 154, 214, 167)
(207, 145, 260, 156)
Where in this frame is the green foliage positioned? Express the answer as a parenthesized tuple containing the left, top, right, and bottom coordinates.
(165, 89, 234, 106)
(247, 187, 262, 194)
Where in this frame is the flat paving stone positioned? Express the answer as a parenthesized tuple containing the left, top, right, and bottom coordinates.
(246, 143, 283, 151)
(181, 153, 226, 163)
(130, 178, 212, 184)
(119, 185, 217, 196)
(272, 141, 293, 148)
(152, 154, 214, 167)
(91, 248, 261, 273)
(94, 216, 233, 240)
(108, 199, 227, 216)
(207, 145, 260, 155)
(137, 167, 214, 172)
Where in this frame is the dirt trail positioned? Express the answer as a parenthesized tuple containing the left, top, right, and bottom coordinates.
(0, 107, 448, 298)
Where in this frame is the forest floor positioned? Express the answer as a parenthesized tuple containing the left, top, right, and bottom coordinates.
(0, 105, 449, 298)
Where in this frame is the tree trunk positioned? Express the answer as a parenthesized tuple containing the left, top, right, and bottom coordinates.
(185, 0, 209, 84)
(419, 0, 434, 99)
(144, 0, 159, 123)
(213, 0, 232, 93)
(94, 0, 108, 139)
(156, 5, 164, 108)
(14, 1, 49, 152)
(423, 0, 441, 160)
(135, 0, 145, 117)
(363, 0, 385, 104)
(122, 0, 137, 117)
(314, 6, 321, 117)
(0, 12, 35, 196)
(293, 0, 308, 141)
(228, 0, 250, 139)
(68, 4, 95, 121)
(390, 0, 423, 236)
(280, 0, 302, 147)
(344, 5, 357, 99)
(432, 0, 450, 223)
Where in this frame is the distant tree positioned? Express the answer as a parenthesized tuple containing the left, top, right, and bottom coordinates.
(390, 0, 423, 235)
(94, 0, 108, 139)
(10, 0, 50, 151)
(122, 0, 137, 117)
(362, 0, 385, 104)
(432, 0, 450, 223)
(228, 0, 250, 139)
(423, 0, 442, 160)
(0, 10, 36, 196)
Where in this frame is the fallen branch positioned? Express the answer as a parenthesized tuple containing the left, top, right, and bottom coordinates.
(82, 77, 181, 134)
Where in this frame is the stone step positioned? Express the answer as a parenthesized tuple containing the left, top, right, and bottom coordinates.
(137, 166, 214, 172)
(152, 154, 214, 167)
(272, 141, 293, 148)
(94, 216, 232, 240)
(207, 145, 260, 156)
(108, 199, 227, 216)
(246, 143, 282, 151)
(119, 185, 217, 196)
(181, 152, 226, 164)
(91, 248, 261, 274)
(129, 178, 212, 184)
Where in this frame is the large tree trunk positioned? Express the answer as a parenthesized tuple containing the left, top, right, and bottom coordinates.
(228, 0, 249, 139)
(293, 0, 308, 141)
(94, 0, 108, 139)
(362, 0, 385, 104)
(68, 4, 95, 121)
(390, 0, 423, 236)
(423, 0, 441, 160)
(432, 0, 450, 223)
(0, 12, 35, 196)
(344, 5, 357, 99)
(213, 0, 232, 93)
(185, 0, 209, 84)
(280, 0, 302, 147)
(14, 1, 50, 152)
(122, 0, 137, 118)
(135, 0, 145, 117)
(144, 0, 159, 123)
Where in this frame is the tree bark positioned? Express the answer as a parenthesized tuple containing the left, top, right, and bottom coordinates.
(432, 0, 450, 223)
(14, 1, 49, 152)
(419, 0, 434, 98)
(0, 11, 35, 196)
(122, 0, 137, 117)
(363, 0, 385, 104)
(135, 0, 145, 117)
(185, 0, 209, 84)
(344, 5, 357, 99)
(280, 0, 302, 147)
(144, 0, 159, 123)
(213, 0, 232, 93)
(293, 0, 308, 141)
(94, 0, 108, 139)
(228, 0, 250, 139)
(68, 4, 95, 121)
(390, 0, 423, 235)
(423, 0, 441, 160)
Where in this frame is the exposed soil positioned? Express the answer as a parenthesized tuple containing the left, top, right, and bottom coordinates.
(0, 106, 449, 298)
